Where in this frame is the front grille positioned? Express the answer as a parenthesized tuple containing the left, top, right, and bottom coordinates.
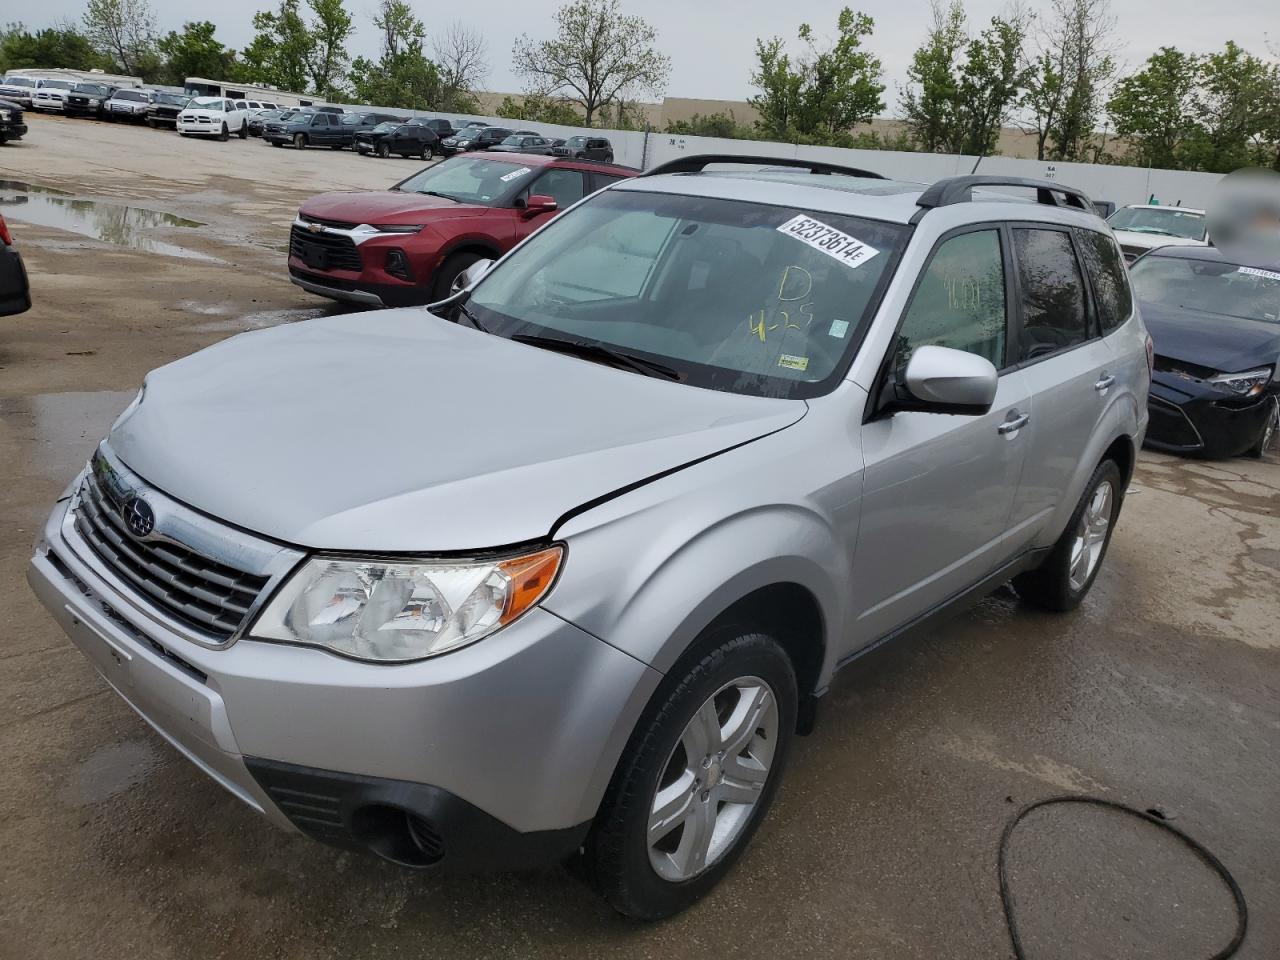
(301, 215, 359, 230)
(71, 469, 270, 641)
(1147, 396, 1203, 449)
(290, 224, 362, 271)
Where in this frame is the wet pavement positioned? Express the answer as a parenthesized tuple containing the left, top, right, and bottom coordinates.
(1, 115, 1278, 960)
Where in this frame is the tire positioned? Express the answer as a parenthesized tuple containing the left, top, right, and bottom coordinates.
(145, 118, 155, 128)
(238, 122, 247, 139)
(432, 251, 484, 301)
(293, 133, 307, 149)
(219, 123, 229, 142)
(1013, 458, 1124, 612)
(420, 143, 434, 160)
(581, 628, 797, 920)
(1246, 396, 1278, 458)
(271, 140, 282, 147)
(605, 154, 614, 163)
(376, 142, 390, 159)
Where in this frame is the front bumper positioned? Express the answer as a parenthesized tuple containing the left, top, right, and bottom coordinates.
(1145, 374, 1275, 458)
(29, 493, 662, 868)
(177, 119, 222, 136)
(0, 121, 26, 140)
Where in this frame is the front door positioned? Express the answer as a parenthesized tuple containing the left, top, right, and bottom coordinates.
(851, 226, 1032, 644)
(512, 168, 586, 242)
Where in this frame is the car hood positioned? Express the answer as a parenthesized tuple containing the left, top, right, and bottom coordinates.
(1141, 301, 1280, 374)
(108, 310, 805, 551)
(1112, 229, 1205, 250)
(300, 190, 490, 223)
(180, 107, 224, 117)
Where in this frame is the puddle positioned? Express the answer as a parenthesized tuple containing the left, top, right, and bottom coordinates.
(0, 391, 134, 483)
(61, 740, 162, 807)
(0, 182, 219, 261)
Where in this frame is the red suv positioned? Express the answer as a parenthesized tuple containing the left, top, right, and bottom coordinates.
(289, 153, 637, 306)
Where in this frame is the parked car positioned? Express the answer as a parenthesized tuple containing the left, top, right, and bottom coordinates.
(240, 99, 279, 112)
(417, 117, 457, 139)
(439, 126, 514, 156)
(489, 134, 558, 155)
(264, 110, 354, 149)
(145, 92, 190, 128)
(247, 107, 286, 137)
(353, 120, 403, 155)
(290, 152, 637, 305)
(1107, 204, 1209, 262)
(104, 88, 153, 122)
(1131, 245, 1278, 458)
(315, 105, 345, 115)
(0, 98, 27, 144)
(554, 135, 614, 162)
(0, 75, 37, 109)
(330, 111, 407, 147)
(65, 82, 117, 118)
(31, 79, 76, 112)
(28, 161, 1149, 920)
(0, 213, 31, 315)
(177, 97, 249, 140)
(361, 119, 441, 159)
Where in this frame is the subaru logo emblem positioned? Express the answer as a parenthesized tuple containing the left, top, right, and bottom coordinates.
(122, 497, 155, 538)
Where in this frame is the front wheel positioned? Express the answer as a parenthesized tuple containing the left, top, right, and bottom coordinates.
(238, 122, 247, 139)
(432, 251, 484, 301)
(293, 133, 306, 149)
(581, 629, 796, 919)
(1246, 396, 1278, 458)
(218, 123, 229, 142)
(420, 143, 434, 160)
(376, 142, 390, 159)
(1014, 458, 1123, 611)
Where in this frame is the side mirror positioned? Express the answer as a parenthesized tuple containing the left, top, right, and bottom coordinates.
(897, 345, 998, 415)
(452, 258, 494, 296)
(521, 194, 558, 218)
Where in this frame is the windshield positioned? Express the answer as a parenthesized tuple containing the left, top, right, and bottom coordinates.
(73, 84, 111, 95)
(396, 156, 537, 206)
(42, 80, 74, 91)
(500, 136, 522, 145)
(114, 90, 147, 102)
(191, 97, 224, 108)
(565, 137, 588, 147)
(3, 78, 36, 88)
(154, 93, 187, 106)
(369, 121, 396, 133)
(1108, 206, 1207, 241)
(468, 190, 907, 399)
(1130, 256, 1280, 323)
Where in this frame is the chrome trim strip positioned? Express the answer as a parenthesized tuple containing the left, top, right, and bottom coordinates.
(289, 273, 384, 306)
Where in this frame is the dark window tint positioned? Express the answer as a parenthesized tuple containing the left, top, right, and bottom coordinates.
(1076, 229, 1132, 333)
(1013, 228, 1089, 361)
(591, 172, 626, 191)
(895, 229, 1007, 370)
(530, 168, 585, 207)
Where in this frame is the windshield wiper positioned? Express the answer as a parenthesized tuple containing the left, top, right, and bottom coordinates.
(418, 190, 461, 203)
(512, 334, 682, 381)
(457, 300, 486, 331)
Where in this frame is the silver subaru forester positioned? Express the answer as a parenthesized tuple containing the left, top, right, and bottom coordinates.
(28, 157, 1150, 919)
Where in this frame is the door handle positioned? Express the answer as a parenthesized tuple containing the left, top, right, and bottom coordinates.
(1094, 373, 1116, 392)
(998, 411, 1030, 435)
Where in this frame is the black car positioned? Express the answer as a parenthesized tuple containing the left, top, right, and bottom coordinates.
(488, 133, 558, 155)
(65, 83, 116, 119)
(415, 117, 456, 139)
(248, 108, 286, 136)
(0, 98, 27, 144)
(439, 126, 514, 156)
(0, 213, 31, 316)
(553, 135, 614, 162)
(1134, 246, 1280, 458)
(332, 111, 407, 149)
(359, 118, 441, 159)
(146, 93, 190, 128)
(265, 110, 359, 149)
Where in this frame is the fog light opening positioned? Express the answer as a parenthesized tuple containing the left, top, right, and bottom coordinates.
(349, 805, 444, 867)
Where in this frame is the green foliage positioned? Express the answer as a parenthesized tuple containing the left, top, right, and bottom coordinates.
(0, 22, 101, 73)
(1106, 47, 1200, 169)
(155, 21, 236, 86)
(347, 1, 439, 109)
(664, 111, 756, 139)
(242, 0, 312, 93)
(749, 8, 885, 144)
(81, 0, 156, 76)
(496, 94, 581, 125)
(305, 0, 353, 99)
(512, 0, 670, 125)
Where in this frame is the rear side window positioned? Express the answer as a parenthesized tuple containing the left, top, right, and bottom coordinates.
(1076, 229, 1133, 333)
(894, 229, 1007, 370)
(1012, 228, 1089, 361)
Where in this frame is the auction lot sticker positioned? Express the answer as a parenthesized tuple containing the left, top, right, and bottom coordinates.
(500, 167, 532, 182)
(777, 215, 880, 269)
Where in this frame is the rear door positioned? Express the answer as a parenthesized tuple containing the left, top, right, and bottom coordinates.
(1002, 224, 1115, 554)
(852, 226, 1032, 643)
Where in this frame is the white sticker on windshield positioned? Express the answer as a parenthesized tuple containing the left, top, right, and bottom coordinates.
(1238, 266, 1280, 281)
(828, 318, 850, 339)
(777, 215, 880, 269)
(500, 166, 532, 182)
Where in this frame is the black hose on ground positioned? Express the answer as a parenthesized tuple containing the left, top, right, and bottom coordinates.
(998, 795, 1248, 960)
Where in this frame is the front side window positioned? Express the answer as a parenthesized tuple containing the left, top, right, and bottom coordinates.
(894, 229, 1007, 371)
(1129, 256, 1280, 323)
(1076, 228, 1133, 333)
(525, 169, 585, 208)
(1013, 228, 1089, 361)
(468, 190, 907, 398)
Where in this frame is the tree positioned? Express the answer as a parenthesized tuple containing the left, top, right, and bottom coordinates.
(1106, 47, 1200, 169)
(1182, 42, 1279, 173)
(241, 0, 312, 92)
(900, 0, 966, 152)
(1021, 0, 1118, 162)
(433, 21, 487, 113)
(305, 0, 354, 99)
(512, 0, 670, 126)
(82, 0, 156, 76)
(749, 8, 885, 143)
(155, 21, 237, 86)
(954, 13, 1031, 156)
(0, 22, 100, 72)
(347, 0, 440, 109)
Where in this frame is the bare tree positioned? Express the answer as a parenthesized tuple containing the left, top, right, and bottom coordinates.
(432, 21, 488, 109)
(82, 0, 156, 75)
(512, 0, 670, 126)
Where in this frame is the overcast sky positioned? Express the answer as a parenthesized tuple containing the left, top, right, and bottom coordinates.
(25, 0, 1280, 105)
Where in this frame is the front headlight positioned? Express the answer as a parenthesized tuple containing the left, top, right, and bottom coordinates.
(1208, 367, 1272, 397)
(251, 546, 563, 662)
(89, 98, 100, 106)
(0, 110, 10, 120)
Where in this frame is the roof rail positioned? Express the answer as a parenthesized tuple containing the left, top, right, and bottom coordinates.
(641, 154, 886, 180)
(915, 175, 1096, 213)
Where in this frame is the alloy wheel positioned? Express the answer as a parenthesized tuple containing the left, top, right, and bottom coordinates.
(647, 676, 779, 883)
(1069, 480, 1113, 592)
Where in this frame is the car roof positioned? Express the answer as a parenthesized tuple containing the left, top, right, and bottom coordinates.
(1141, 245, 1278, 270)
(612, 169, 1106, 227)
(465, 152, 635, 174)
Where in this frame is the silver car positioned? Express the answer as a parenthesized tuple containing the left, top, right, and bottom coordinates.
(28, 159, 1150, 918)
